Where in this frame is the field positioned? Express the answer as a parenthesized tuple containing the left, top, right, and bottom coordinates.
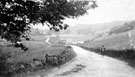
(59, 34, 93, 43)
(0, 35, 76, 77)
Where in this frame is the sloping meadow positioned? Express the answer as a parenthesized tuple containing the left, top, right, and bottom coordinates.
(0, 41, 76, 77)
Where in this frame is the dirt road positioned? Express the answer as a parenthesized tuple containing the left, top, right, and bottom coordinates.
(36, 45, 135, 77)
(128, 32, 135, 48)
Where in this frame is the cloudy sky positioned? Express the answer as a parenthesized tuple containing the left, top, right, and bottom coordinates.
(64, 0, 135, 26)
(35, 0, 135, 29)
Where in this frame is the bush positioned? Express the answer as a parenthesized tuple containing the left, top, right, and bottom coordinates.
(0, 53, 14, 77)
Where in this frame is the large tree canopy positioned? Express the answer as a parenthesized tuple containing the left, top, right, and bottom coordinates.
(0, 0, 97, 48)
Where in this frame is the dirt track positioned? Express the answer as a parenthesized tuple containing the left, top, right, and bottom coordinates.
(128, 32, 135, 48)
(36, 45, 135, 77)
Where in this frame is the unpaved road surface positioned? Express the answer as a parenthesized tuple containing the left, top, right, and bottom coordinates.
(36, 46, 135, 77)
(128, 32, 135, 48)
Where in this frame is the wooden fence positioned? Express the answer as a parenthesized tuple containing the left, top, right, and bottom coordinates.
(45, 50, 73, 66)
(32, 48, 74, 67)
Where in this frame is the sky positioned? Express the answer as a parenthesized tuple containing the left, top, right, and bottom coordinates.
(64, 0, 135, 26)
(34, 0, 135, 29)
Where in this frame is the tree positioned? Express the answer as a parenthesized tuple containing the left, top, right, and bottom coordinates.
(0, 0, 97, 49)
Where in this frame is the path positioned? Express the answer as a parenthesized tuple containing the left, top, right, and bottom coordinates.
(35, 45, 135, 77)
(45, 37, 51, 44)
(128, 32, 135, 48)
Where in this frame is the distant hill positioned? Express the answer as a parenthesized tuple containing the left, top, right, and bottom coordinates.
(71, 21, 126, 35)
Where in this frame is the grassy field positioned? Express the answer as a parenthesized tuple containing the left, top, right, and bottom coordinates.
(59, 34, 93, 43)
(10, 41, 66, 63)
(0, 36, 76, 77)
(21, 35, 47, 41)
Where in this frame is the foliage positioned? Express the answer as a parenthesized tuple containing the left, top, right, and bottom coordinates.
(0, 0, 97, 45)
(0, 52, 13, 77)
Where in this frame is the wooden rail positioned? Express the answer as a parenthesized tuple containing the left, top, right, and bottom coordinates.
(45, 50, 72, 66)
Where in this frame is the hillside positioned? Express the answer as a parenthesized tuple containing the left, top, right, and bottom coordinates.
(82, 29, 135, 50)
(79, 20, 135, 69)
(109, 20, 135, 35)
(71, 21, 126, 35)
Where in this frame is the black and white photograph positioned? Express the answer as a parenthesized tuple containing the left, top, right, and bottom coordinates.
(0, 0, 135, 77)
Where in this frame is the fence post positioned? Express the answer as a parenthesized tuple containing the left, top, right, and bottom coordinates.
(58, 55, 60, 66)
(45, 54, 49, 63)
(52, 55, 56, 65)
(65, 54, 67, 60)
(53, 55, 55, 61)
